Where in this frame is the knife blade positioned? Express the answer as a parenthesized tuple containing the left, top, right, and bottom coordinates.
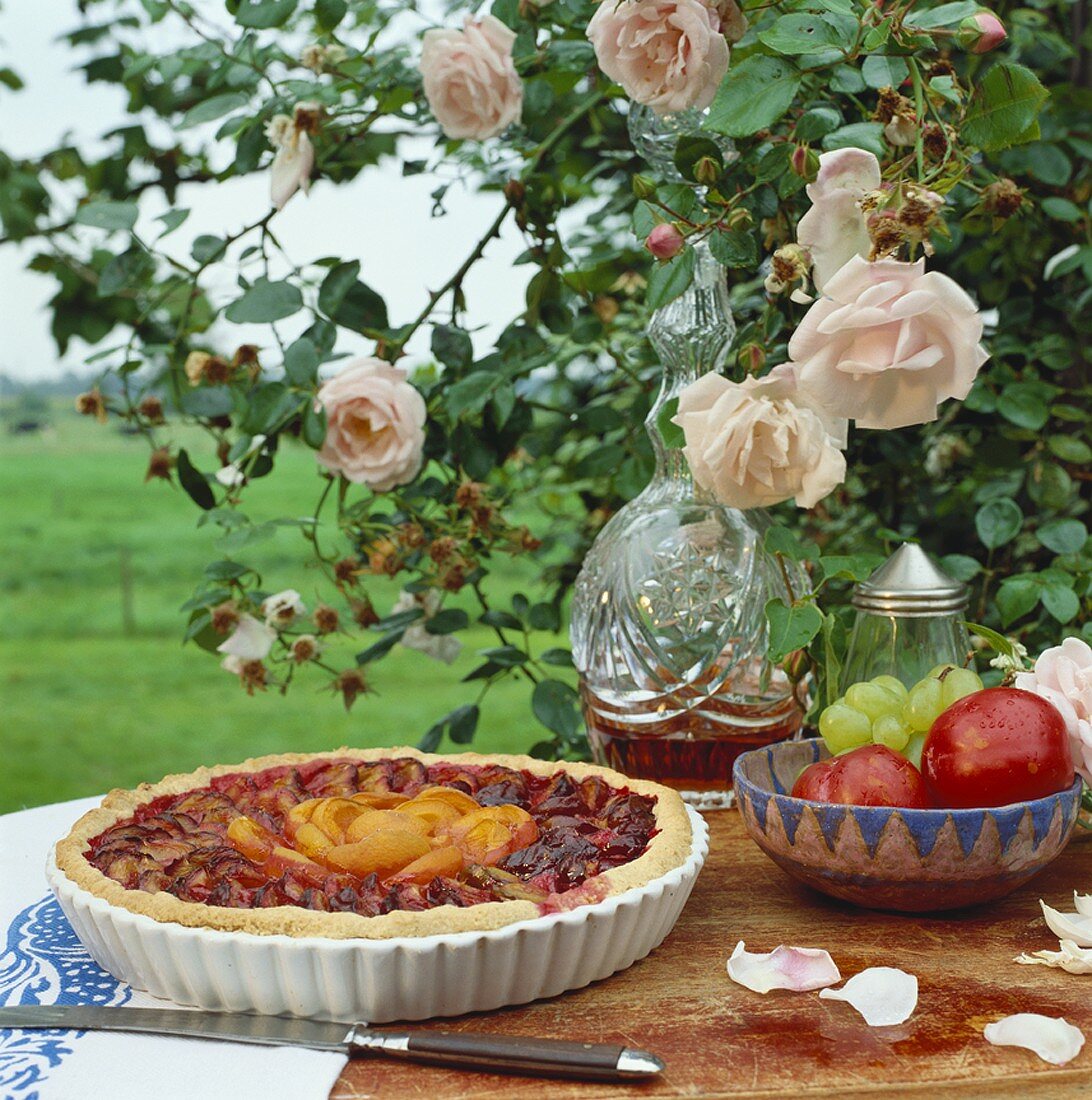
(0, 1007, 664, 1081)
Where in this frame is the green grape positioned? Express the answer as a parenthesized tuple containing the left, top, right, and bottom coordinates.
(871, 674, 909, 703)
(906, 678, 944, 732)
(927, 663, 958, 679)
(819, 702, 873, 753)
(904, 733, 927, 769)
(845, 681, 903, 721)
(940, 667, 983, 709)
(872, 713, 911, 752)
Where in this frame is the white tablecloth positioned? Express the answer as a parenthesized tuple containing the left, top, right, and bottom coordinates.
(0, 798, 348, 1100)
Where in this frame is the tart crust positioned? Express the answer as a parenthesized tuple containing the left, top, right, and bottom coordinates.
(54, 747, 693, 940)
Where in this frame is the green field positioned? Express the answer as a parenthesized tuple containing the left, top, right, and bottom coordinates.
(0, 405, 559, 813)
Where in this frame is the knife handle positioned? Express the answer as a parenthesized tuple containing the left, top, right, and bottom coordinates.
(350, 1028, 664, 1081)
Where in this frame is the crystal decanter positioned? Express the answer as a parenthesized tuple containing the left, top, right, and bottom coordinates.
(570, 242, 803, 809)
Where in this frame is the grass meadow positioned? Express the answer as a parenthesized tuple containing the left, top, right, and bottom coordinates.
(0, 404, 559, 813)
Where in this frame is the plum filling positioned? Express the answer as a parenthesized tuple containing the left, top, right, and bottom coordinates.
(86, 758, 658, 915)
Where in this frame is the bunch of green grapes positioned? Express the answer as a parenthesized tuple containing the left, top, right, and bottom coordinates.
(818, 665, 984, 766)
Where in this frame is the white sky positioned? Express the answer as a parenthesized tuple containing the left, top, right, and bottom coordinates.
(0, 0, 529, 381)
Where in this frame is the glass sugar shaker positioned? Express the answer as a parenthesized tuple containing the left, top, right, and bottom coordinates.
(841, 543, 972, 690)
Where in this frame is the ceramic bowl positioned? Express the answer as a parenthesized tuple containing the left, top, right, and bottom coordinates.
(733, 737, 1083, 913)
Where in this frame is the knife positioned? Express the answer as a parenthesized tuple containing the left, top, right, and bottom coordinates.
(0, 1007, 664, 1081)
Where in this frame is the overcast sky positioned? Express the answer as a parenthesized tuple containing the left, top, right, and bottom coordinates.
(0, 0, 529, 381)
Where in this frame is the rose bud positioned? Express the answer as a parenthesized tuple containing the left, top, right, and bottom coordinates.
(790, 146, 819, 182)
(646, 223, 685, 261)
(957, 9, 1007, 54)
(632, 174, 657, 201)
(693, 155, 720, 187)
(737, 343, 766, 374)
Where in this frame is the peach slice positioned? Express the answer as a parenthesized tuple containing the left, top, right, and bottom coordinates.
(293, 821, 336, 860)
(309, 797, 370, 844)
(324, 831, 431, 879)
(226, 815, 279, 862)
(446, 805, 539, 866)
(394, 798, 464, 833)
(411, 786, 481, 815)
(344, 809, 431, 845)
(349, 791, 408, 810)
(266, 845, 330, 888)
(390, 845, 465, 885)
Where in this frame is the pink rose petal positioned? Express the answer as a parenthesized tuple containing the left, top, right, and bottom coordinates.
(984, 1014, 1085, 1066)
(727, 941, 841, 994)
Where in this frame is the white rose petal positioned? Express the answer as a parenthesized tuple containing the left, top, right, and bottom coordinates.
(726, 941, 841, 994)
(587, 0, 729, 116)
(789, 255, 988, 431)
(818, 967, 918, 1026)
(420, 16, 522, 140)
(271, 130, 314, 211)
(261, 589, 306, 626)
(675, 365, 847, 511)
(1041, 901, 1092, 948)
(983, 1014, 1085, 1066)
(216, 614, 276, 662)
(316, 358, 426, 491)
(1075, 892, 1092, 917)
(1016, 940, 1092, 975)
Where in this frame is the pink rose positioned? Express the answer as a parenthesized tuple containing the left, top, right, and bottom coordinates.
(419, 16, 523, 140)
(1015, 638, 1092, 786)
(796, 148, 881, 293)
(674, 365, 848, 510)
(958, 10, 1007, 54)
(587, 0, 730, 116)
(316, 358, 427, 490)
(646, 224, 685, 259)
(789, 256, 988, 430)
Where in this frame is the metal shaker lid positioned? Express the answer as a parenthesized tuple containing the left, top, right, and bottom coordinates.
(851, 543, 969, 615)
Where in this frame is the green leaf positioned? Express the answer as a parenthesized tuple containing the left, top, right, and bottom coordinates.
(794, 107, 841, 141)
(998, 382, 1050, 430)
(233, 0, 297, 28)
(861, 55, 909, 89)
(705, 56, 802, 137)
(480, 609, 523, 630)
(1037, 519, 1088, 556)
(822, 122, 886, 158)
(315, 0, 347, 30)
(1047, 436, 1092, 463)
(529, 602, 561, 632)
(673, 136, 725, 182)
(962, 63, 1049, 153)
(176, 449, 216, 510)
(240, 383, 302, 435)
(479, 645, 528, 667)
(646, 249, 696, 310)
(75, 201, 137, 231)
(446, 703, 480, 744)
(996, 576, 1040, 626)
(330, 280, 388, 333)
(192, 235, 226, 264)
(1042, 583, 1079, 624)
(708, 227, 757, 268)
(204, 560, 250, 581)
(765, 525, 820, 564)
(355, 632, 404, 664)
(447, 372, 498, 419)
(975, 498, 1023, 550)
(1041, 197, 1083, 223)
(225, 278, 302, 323)
(766, 598, 824, 664)
(539, 647, 573, 667)
(424, 609, 469, 635)
(657, 397, 684, 449)
(283, 338, 319, 385)
(1028, 462, 1072, 509)
(318, 261, 360, 317)
(939, 554, 982, 582)
(431, 324, 473, 370)
(417, 721, 443, 753)
(301, 401, 326, 448)
(818, 553, 884, 583)
(179, 92, 249, 129)
(532, 680, 581, 738)
(759, 13, 853, 55)
(904, 0, 978, 26)
(157, 209, 191, 237)
(98, 248, 153, 297)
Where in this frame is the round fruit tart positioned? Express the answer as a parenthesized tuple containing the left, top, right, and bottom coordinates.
(55, 748, 693, 940)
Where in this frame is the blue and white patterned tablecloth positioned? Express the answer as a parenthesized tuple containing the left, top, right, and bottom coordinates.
(0, 798, 348, 1100)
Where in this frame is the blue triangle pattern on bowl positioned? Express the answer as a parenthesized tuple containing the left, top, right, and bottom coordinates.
(810, 804, 846, 853)
(1030, 799, 1058, 847)
(991, 805, 1027, 856)
(850, 807, 891, 857)
(748, 788, 770, 833)
(777, 797, 807, 845)
(906, 812, 948, 859)
(953, 811, 985, 857)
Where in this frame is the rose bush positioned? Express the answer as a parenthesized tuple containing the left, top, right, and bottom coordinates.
(0, 0, 1087, 769)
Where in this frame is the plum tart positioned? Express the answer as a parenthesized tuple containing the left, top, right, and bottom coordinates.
(54, 748, 693, 939)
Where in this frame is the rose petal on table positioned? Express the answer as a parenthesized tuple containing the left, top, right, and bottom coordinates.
(1074, 892, 1092, 917)
(1016, 940, 1092, 975)
(983, 1014, 1085, 1066)
(818, 967, 918, 1026)
(1041, 901, 1092, 947)
(726, 941, 841, 994)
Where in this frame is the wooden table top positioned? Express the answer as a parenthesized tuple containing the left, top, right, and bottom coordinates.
(331, 808, 1092, 1099)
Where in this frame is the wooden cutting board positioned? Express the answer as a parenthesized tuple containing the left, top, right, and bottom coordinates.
(331, 809, 1092, 1098)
